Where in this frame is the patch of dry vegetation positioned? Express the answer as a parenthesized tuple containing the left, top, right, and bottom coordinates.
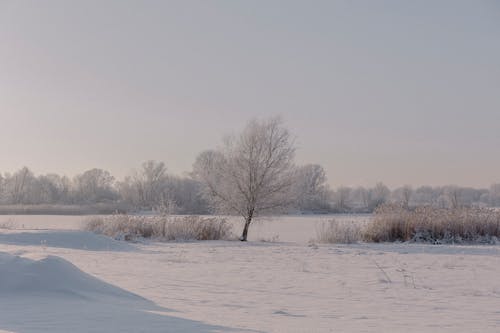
(84, 215, 233, 241)
(316, 219, 362, 244)
(316, 205, 500, 244)
(365, 204, 500, 244)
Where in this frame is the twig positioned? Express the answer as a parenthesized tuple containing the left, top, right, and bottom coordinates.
(373, 259, 392, 283)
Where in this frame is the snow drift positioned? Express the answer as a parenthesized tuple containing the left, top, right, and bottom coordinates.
(0, 252, 142, 299)
(0, 252, 233, 332)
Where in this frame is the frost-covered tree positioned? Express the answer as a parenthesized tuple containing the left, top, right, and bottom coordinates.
(293, 164, 332, 212)
(349, 186, 372, 211)
(119, 160, 170, 210)
(73, 169, 116, 203)
(333, 186, 351, 212)
(165, 176, 209, 214)
(392, 185, 413, 209)
(413, 186, 440, 206)
(371, 182, 390, 209)
(118, 161, 209, 213)
(193, 117, 296, 241)
(136, 160, 168, 207)
(489, 184, 500, 207)
(3, 167, 35, 204)
(444, 185, 462, 209)
(31, 174, 61, 204)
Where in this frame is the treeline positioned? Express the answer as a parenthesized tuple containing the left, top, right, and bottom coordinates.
(330, 183, 500, 213)
(0, 161, 499, 214)
(0, 161, 209, 214)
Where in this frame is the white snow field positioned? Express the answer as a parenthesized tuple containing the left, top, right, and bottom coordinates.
(1, 215, 500, 332)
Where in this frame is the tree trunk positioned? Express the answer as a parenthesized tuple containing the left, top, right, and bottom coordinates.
(240, 216, 252, 241)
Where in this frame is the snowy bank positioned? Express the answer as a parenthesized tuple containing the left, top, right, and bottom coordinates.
(0, 252, 241, 333)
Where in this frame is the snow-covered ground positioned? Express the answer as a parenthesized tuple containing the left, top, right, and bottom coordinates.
(1, 215, 500, 332)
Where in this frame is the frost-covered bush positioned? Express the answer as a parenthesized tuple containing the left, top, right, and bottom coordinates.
(363, 204, 500, 244)
(84, 215, 233, 241)
(160, 216, 233, 241)
(316, 219, 363, 244)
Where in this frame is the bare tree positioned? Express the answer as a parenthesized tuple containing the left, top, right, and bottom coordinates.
(489, 184, 500, 207)
(6, 167, 34, 204)
(371, 182, 390, 209)
(73, 168, 116, 203)
(193, 117, 296, 241)
(445, 185, 462, 209)
(349, 186, 373, 211)
(401, 185, 413, 209)
(334, 186, 351, 212)
(294, 164, 332, 212)
(392, 185, 413, 209)
(125, 160, 169, 209)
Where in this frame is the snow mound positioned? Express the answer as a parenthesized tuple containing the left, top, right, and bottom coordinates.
(0, 252, 143, 300)
(0, 252, 232, 332)
(0, 230, 135, 251)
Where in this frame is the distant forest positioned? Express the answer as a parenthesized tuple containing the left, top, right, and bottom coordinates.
(0, 161, 499, 215)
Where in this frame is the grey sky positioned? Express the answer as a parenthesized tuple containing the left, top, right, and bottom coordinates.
(1, 0, 499, 188)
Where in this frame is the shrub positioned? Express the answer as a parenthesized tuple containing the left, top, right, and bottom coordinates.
(316, 219, 363, 244)
(83, 215, 233, 241)
(364, 204, 500, 244)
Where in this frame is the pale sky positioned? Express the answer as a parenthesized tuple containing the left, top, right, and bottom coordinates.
(1, 0, 499, 188)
